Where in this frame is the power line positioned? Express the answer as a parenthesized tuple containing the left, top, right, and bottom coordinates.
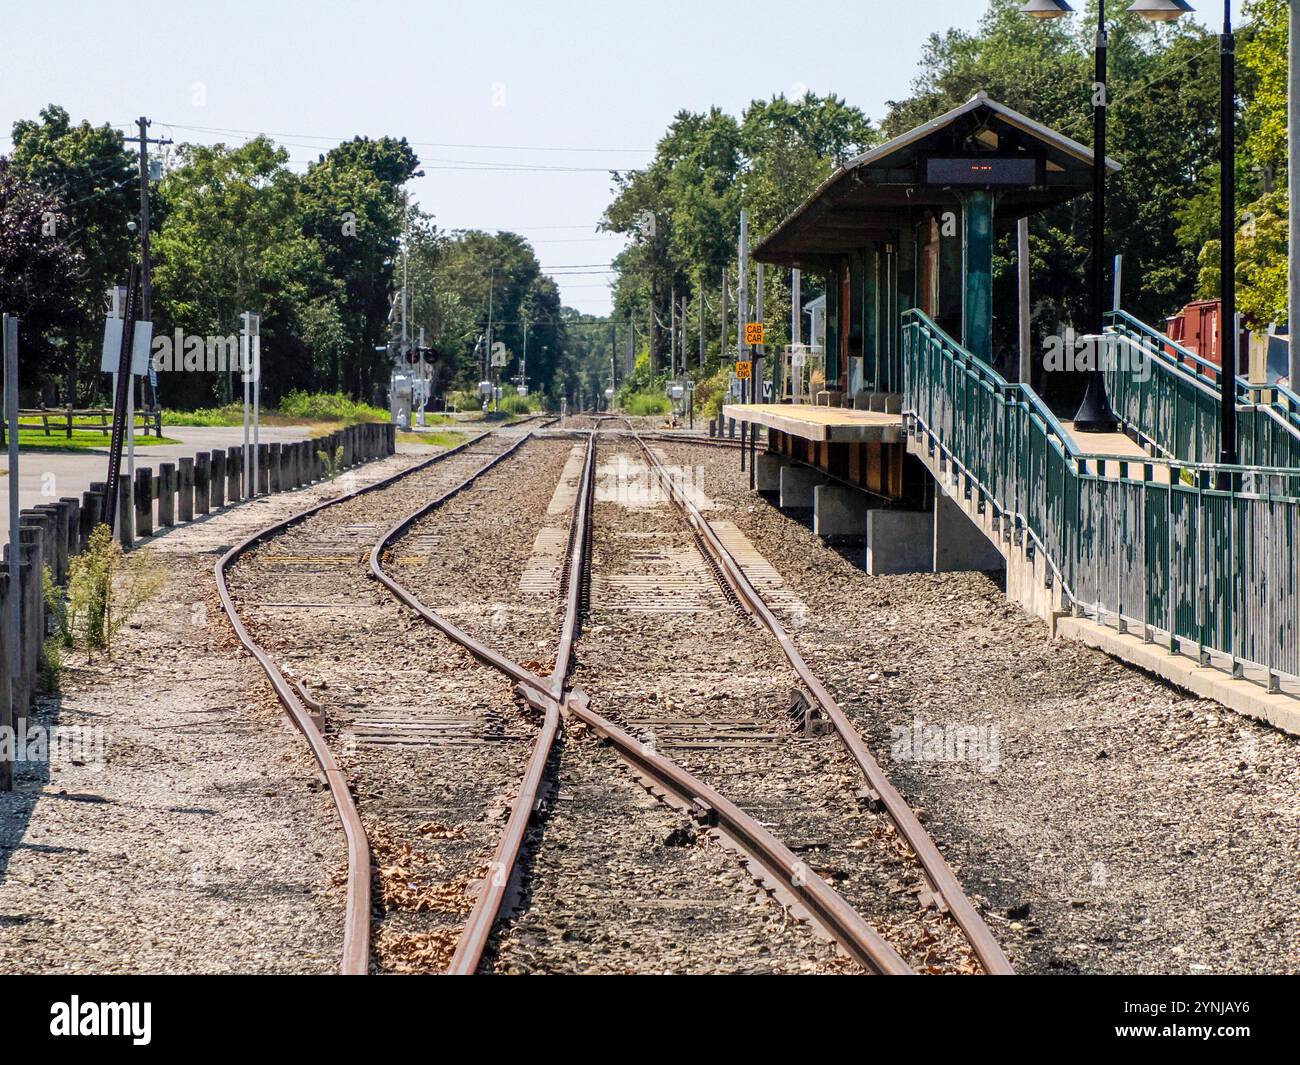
(153, 121, 651, 155)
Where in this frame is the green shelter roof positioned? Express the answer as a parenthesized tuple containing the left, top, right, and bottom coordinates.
(753, 92, 1119, 269)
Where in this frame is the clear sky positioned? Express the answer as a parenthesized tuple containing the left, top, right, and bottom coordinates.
(1, 1, 1239, 317)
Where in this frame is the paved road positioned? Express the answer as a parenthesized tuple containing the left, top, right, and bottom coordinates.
(0, 426, 314, 540)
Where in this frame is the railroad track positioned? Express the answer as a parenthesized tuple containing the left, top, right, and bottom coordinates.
(214, 422, 559, 974)
(216, 416, 1009, 975)
(367, 428, 1013, 975)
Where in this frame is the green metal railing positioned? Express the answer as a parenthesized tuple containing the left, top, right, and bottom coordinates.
(1103, 310, 1300, 470)
(902, 308, 1299, 689)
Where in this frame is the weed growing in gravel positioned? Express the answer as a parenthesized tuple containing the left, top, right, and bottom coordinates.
(39, 565, 66, 691)
(66, 525, 165, 659)
(317, 444, 345, 482)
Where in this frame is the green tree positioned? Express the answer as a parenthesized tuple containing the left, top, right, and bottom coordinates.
(296, 136, 420, 395)
(9, 105, 136, 400)
(0, 156, 81, 380)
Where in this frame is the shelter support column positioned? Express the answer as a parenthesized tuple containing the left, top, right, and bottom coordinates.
(962, 189, 994, 363)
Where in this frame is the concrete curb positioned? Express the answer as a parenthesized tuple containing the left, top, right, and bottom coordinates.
(1055, 615, 1300, 737)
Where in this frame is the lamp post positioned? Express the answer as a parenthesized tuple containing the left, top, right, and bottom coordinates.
(1130, 1, 1236, 465)
(1021, 0, 1191, 433)
(1215, 0, 1239, 467)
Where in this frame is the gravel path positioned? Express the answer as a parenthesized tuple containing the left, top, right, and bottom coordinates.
(0, 444, 444, 973)
(658, 439, 1300, 975)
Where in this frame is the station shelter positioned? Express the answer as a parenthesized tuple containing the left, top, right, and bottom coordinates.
(723, 92, 1115, 572)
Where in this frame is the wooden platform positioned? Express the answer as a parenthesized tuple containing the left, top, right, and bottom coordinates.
(1061, 421, 1173, 483)
(722, 403, 904, 443)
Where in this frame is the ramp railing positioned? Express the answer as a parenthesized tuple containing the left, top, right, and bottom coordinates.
(902, 308, 1299, 691)
(1103, 309, 1300, 470)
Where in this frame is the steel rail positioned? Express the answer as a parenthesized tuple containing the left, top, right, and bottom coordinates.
(372, 434, 920, 975)
(214, 428, 518, 975)
(634, 434, 1015, 976)
(559, 692, 914, 975)
(370, 431, 592, 973)
(444, 432, 596, 974)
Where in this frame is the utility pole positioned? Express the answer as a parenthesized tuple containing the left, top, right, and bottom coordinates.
(1017, 217, 1032, 385)
(755, 261, 765, 403)
(1218, 0, 1238, 468)
(670, 285, 677, 378)
(720, 266, 728, 370)
(417, 326, 427, 426)
(486, 267, 497, 411)
(790, 268, 801, 403)
(3, 315, 19, 792)
(738, 211, 750, 401)
(136, 118, 170, 413)
(627, 311, 635, 378)
(698, 286, 705, 367)
(791, 269, 801, 344)
(1290, 0, 1300, 387)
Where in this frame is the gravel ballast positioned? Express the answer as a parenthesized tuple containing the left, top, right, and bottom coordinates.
(657, 439, 1299, 975)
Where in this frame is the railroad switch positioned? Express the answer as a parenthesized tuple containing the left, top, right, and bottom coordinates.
(787, 689, 832, 737)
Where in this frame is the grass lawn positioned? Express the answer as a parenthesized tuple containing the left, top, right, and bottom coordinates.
(13, 428, 180, 451)
(162, 390, 414, 430)
(396, 429, 465, 448)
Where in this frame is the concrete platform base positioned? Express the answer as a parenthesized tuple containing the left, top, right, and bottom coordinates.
(934, 487, 1004, 572)
(779, 463, 826, 508)
(813, 484, 867, 538)
(866, 509, 933, 574)
(756, 452, 782, 493)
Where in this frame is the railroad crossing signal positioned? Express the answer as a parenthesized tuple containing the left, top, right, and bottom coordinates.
(744, 322, 765, 346)
(735, 360, 752, 380)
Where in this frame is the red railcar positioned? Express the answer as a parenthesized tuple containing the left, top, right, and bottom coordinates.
(1164, 299, 1249, 377)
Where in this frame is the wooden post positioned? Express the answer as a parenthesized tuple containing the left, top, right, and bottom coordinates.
(211, 450, 226, 510)
(135, 467, 153, 538)
(58, 498, 79, 570)
(158, 462, 176, 527)
(17, 524, 43, 715)
(0, 571, 11, 790)
(269, 443, 282, 493)
(178, 457, 194, 522)
(117, 477, 134, 547)
(226, 446, 241, 502)
(194, 453, 210, 516)
(81, 487, 103, 550)
(257, 443, 270, 495)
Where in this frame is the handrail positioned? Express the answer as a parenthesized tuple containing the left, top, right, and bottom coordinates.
(1108, 308, 1300, 417)
(907, 307, 1300, 482)
(902, 307, 1300, 688)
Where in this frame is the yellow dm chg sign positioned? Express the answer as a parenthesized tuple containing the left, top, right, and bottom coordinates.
(735, 360, 752, 379)
(744, 322, 765, 346)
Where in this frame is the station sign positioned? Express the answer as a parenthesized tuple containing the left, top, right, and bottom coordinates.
(735, 360, 752, 380)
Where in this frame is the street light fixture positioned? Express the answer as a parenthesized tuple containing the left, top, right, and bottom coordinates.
(1127, 0, 1195, 21)
(1020, 0, 1189, 433)
(1021, 0, 1072, 16)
